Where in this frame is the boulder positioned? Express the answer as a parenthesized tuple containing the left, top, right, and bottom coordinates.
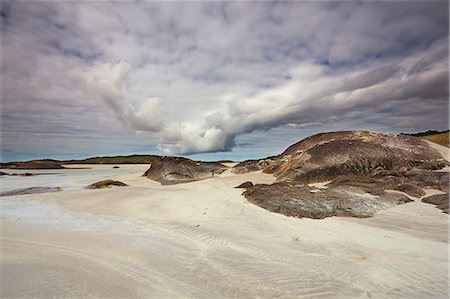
(86, 180, 128, 189)
(254, 131, 446, 184)
(243, 182, 411, 219)
(235, 181, 254, 188)
(422, 194, 449, 214)
(143, 156, 228, 185)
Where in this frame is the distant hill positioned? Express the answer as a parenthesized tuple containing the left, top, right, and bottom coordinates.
(64, 155, 160, 164)
(402, 130, 449, 147)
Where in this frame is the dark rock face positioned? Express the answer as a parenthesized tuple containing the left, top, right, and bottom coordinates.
(143, 156, 228, 185)
(86, 180, 128, 189)
(235, 181, 254, 188)
(422, 194, 449, 214)
(0, 187, 62, 196)
(271, 132, 446, 184)
(243, 182, 411, 219)
(404, 171, 449, 192)
(394, 184, 426, 198)
(0, 159, 64, 169)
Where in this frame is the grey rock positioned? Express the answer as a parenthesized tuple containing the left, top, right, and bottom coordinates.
(243, 182, 411, 219)
(143, 156, 228, 185)
(422, 194, 449, 214)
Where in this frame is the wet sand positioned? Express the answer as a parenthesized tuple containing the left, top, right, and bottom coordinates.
(0, 165, 448, 298)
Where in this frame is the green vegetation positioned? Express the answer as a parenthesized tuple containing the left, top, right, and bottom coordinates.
(403, 130, 449, 147)
(64, 155, 160, 164)
(419, 131, 449, 147)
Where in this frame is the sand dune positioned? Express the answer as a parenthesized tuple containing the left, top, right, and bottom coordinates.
(1, 167, 448, 298)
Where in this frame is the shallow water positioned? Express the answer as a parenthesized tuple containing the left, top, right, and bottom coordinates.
(0, 166, 148, 192)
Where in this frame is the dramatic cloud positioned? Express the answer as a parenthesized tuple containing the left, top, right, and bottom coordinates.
(1, 1, 448, 160)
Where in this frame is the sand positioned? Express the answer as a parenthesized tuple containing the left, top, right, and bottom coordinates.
(1, 164, 448, 298)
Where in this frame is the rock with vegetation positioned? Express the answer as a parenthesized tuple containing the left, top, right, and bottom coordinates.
(422, 194, 449, 214)
(143, 156, 228, 185)
(86, 180, 128, 189)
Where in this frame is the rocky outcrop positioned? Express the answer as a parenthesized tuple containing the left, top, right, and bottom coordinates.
(143, 156, 228, 185)
(243, 182, 411, 219)
(422, 194, 449, 213)
(0, 159, 64, 169)
(235, 181, 254, 188)
(236, 131, 448, 219)
(233, 131, 446, 182)
(271, 131, 446, 184)
(0, 187, 62, 196)
(86, 180, 128, 189)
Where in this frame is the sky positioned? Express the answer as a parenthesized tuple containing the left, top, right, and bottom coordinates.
(1, 1, 449, 162)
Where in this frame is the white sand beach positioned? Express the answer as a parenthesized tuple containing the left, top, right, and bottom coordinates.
(0, 163, 448, 298)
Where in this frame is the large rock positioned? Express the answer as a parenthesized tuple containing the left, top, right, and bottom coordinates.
(422, 194, 449, 214)
(143, 156, 228, 185)
(236, 131, 448, 219)
(271, 131, 446, 184)
(243, 182, 411, 219)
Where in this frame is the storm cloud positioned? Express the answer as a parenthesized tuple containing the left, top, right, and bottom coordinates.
(1, 1, 448, 160)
